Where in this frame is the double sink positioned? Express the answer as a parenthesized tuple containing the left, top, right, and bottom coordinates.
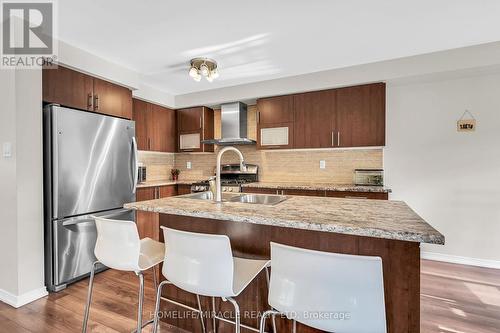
(181, 191, 288, 206)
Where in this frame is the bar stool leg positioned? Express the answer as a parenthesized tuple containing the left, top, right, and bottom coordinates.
(212, 297, 217, 333)
(82, 261, 99, 333)
(153, 280, 170, 333)
(265, 267, 277, 333)
(196, 294, 207, 333)
(136, 272, 145, 333)
(152, 265, 158, 290)
(225, 297, 241, 333)
(259, 310, 280, 333)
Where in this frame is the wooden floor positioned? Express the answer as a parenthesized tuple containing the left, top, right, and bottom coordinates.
(0, 260, 499, 333)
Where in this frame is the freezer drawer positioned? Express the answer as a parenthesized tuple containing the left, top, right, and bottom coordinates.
(52, 208, 135, 289)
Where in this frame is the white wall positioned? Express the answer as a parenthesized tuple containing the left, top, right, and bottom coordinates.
(385, 72, 500, 267)
(0, 68, 47, 307)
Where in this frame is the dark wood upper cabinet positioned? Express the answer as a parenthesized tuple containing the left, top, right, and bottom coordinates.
(132, 98, 176, 153)
(132, 99, 151, 150)
(256, 95, 295, 149)
(42, 66, 93, 111)
(176, 107, 214, 153)
(151, 103, 176, 152)
(178, 107, 203, 133)
(42, 65, 133, 119)
(257, 95, 294, 124)
(335, 83, 385, 147)
(93, 77, 132, 119)
(294, 90, 336, 149)
(256, 83, 385, 149)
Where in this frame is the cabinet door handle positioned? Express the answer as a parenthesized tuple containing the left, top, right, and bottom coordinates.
(331, 131, 334, 147)
(199, 116, 202, 129)
(87, 93, 93, 110)
(337, 131, 340, 147)
(94, 94, 99, 111)
(257, 111, 260, 124)
(148, 138, 151, 150)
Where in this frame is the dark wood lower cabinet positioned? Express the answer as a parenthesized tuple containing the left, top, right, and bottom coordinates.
(326, 190, 388, 200)
(136, 185, 177, 240)
(243, 187, 388, 199)
(177, 184, 192, 195)
(158, 214, 420, 333)
(136, 187, 158, 240)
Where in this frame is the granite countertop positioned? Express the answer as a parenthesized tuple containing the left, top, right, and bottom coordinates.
(137, 179, 201, 188)
(242, 182, 391, 193)
(124, 194, 444, 245)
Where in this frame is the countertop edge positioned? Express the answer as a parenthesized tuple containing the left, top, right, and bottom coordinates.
(124, 202, 444, 245)
(242, 182, 392, 193)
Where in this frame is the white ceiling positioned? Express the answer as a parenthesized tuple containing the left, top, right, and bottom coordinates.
(58, 0, 500, 95)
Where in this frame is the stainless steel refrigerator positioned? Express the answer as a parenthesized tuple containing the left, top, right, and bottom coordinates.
(43, 104, 138, 292)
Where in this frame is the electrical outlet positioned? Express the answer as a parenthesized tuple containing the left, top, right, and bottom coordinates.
(3, 142, 12, 158)
(186, 161, 192, 169)
(319, 160, 326, 169)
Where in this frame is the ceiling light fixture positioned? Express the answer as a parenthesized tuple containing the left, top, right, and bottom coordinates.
(189, 58, 218, 82)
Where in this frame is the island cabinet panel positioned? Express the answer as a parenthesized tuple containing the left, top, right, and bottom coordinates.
(43, 65, 133, 119)
(177, 107, 214, 152)
(159, 214, 420, 333)
(335, 83, 386, 147)
(293, 89, 337, 148)
(133, 99, 177, 152)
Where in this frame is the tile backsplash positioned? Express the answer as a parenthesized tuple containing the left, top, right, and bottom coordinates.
(138, 151, 175, 181)
(174, 146, 383, 184)
(139, 104, 383, 184)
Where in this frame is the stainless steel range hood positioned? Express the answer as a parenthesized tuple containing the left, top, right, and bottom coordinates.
(202, 102, 256, 145)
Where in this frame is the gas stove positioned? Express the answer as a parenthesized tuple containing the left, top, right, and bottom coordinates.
(190, 164, 258, 193)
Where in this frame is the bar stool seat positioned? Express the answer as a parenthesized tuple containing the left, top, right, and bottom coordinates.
(260, 242, 387, 333)
(82, 217, 165, 333)
(138, 237, 165, 271)
(233, 257, 270, 296)
(153, 227, 272, 333)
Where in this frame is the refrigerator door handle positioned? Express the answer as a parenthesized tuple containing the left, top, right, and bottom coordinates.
(63, 208, 133, 226)
(132, 137, 139, 194)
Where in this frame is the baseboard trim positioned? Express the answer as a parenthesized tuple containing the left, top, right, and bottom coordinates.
(421, 251, 500, 269)
(0, 287, 48, 308)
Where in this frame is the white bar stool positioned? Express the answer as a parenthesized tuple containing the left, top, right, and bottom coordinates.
(260, 242, 387, 333)
(152, 226, 272, 333)
(82, 217, 165, 333)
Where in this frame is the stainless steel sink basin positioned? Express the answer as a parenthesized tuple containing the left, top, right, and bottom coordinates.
(180, 192, 288, 205)
(229, 194, 288, 205)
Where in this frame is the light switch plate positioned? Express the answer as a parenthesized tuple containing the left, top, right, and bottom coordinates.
(319, 160, 326, 169)
(3, 142, 12, 158)
(186, 161, 192, 169)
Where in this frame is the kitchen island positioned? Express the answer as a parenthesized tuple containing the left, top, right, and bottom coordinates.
(125, 193, 444, 333)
